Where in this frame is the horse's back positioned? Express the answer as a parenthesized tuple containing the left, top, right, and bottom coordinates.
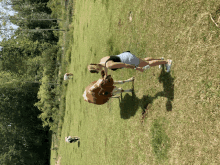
(84, 81, 110, 105)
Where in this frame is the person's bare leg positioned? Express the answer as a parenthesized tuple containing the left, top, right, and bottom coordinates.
(138, 58, 150, 67)
(144, 57, 162, 61)
(148, 60, 168, 67)
(138, 58, 168, 68)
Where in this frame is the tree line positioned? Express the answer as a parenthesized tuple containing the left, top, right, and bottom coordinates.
(0, 0, 62, 164)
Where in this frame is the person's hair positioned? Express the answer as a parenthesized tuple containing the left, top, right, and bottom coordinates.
(88, 64, 99, 74)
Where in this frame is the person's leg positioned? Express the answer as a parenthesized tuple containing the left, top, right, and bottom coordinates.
(138, 58, 168, 68)
(73, 137, 79, 142)
(165, 59, 172, 72)
(74, 136, 80, 140)
(144, 59, 172, 72)
(148, 60, 168, 67)
(144, 57, 162, 61)
(159, 57, 164, 69)
(138, 58, 149, 67)
(69, 138, 74, 143)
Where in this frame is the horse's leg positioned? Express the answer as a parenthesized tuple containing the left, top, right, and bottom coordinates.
(113, 77, 134, 84)
(111, 95, 120, 98)
(112, 87, 133, 95)
(122, 89, 133, 92)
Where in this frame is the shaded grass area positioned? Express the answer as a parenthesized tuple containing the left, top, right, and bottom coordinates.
(51, 0, 220, 164)
(151, 118, 170, 162)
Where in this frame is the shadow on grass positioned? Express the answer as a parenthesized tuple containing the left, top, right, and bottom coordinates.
(119, 91, 139, 119)
(107, 37, 120, 55)
(78, 141, 80, 148)
(151, 118, 170, 162)
(140, 67, 174, 115)
(102, 0, 109, 10)
(158, 65, 174, 111)
(119, 66, 174, 119)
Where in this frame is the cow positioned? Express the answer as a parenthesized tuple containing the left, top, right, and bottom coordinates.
(83, 73, 134, 105)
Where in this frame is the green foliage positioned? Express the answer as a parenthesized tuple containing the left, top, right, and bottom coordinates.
(0, 35, 50, 76)
(0, 80, 50, 165)
(47, 0, 62, 18)
(0, 0, 60, 164)
(35, 45, 60, 131)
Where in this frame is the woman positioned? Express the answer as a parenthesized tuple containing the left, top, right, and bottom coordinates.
(88, 51, 172, 74)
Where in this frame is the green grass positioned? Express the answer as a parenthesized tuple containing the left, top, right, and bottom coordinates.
(50, 0, 220, 164)
(151, 118, 170, 162)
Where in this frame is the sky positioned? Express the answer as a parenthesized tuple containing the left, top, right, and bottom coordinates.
(0, 0, 19, 42)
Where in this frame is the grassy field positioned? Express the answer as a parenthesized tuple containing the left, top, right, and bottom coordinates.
(51, 0, 220, 164)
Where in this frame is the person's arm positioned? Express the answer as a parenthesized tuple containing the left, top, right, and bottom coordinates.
(103, 66, 108, 76)
(98, 63, 108, 76)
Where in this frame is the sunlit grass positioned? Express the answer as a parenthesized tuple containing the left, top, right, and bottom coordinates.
(51, 0, 220, 164)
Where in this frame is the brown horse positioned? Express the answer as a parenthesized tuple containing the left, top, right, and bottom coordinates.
(83, 75, 134, 105)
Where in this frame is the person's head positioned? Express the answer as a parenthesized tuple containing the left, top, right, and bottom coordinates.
(88, 64, 102, 73)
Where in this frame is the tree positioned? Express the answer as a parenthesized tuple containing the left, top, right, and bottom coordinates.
(0, 73, 51, 164)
